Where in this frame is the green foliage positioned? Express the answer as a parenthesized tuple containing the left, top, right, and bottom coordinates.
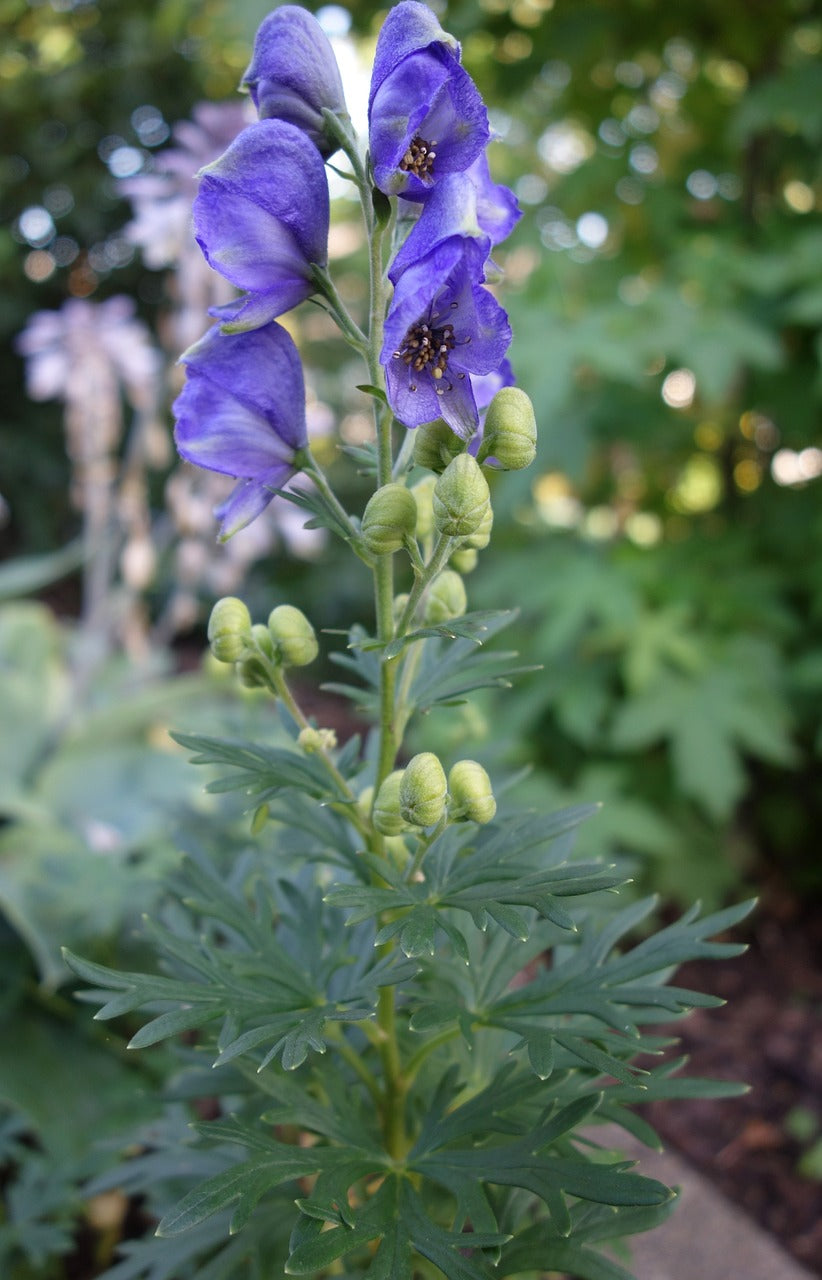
(62, 710, 752, 1279)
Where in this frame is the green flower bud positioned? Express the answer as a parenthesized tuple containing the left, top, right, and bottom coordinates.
(478, 387, 538, 470)
(432, 454, 491, 539)
(400, 752, 447, 828)
(410, 475, 437, 541)
(357, 785, 375, 820)
(425, 570, 467, 624)
(373, 770, 406, 835)
(462, 502, 493, 551)
(449, 546, 479, 574)
(361, 483, 418, 555)
(298, 726, 337, 754)
(412, 419, 465, 474)
(207, 596, 252, 663)
(448, 760, 497, 824)
(267, 604, 318, 667)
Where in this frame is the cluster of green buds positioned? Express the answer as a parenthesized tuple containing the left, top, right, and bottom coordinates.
(372, 751, 496, 835)
(207, 596, 318, 691)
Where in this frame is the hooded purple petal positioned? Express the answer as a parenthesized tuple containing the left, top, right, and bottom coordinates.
(173, 322, 307, 538)
(389, 173, 487, 283)
(466, 151, 521, 245)
(368, 1, 459, 109)
(368, 2, 489, 199)
(193, 119, 329, 329)
(243, 6, 348, 158)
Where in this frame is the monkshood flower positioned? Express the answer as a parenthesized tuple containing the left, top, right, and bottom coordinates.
(243, 5, 349, 158)
(173, 322, 308, 539)
(368, 0, 489, 199)
(382, 174, 511, 437)
(383, 241, 512, 439)
(193, 119, 330, 333)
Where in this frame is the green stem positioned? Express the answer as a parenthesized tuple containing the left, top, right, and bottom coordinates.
(310, 266, 368, 352)
(269, 665, 369, 837)
(403, 1026, 462, 1084)
(326, 1025, 382, 1105)
(301, 452, 370, 557)
(394, 640, 425, 742)
(377, 981, 406, 1159)
(392, 422, 417, 480)
(396, 533, 454, 636)
(406, 812, 447, 883)
(374, 558, 399, 792)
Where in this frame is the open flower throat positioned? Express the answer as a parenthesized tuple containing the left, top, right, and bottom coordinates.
(399, 134, 437, 180)
(394, 306, 466, 393)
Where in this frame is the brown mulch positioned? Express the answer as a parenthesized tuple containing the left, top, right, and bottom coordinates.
(642, 884, 822, 1275)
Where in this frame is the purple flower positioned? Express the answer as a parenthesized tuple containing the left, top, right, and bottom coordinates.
(243, 6, 348, 159)
(368, 0, 489, 199)
(382, 236, 512, 440)
(173, 323, 308, 539)
(193, 119, 329, 333)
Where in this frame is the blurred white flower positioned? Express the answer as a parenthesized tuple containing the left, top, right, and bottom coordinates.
(17, 296, 159, 414)
(120, 102, 250, 269)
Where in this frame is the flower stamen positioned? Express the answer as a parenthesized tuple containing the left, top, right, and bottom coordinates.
(399, 135, 437, 180)
(395, 318, 457, 386)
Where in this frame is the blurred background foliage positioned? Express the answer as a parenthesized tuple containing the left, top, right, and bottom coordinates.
(1, 0, 821, 1272)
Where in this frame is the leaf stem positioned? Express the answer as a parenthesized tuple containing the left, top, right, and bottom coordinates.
(395, 533, 455, 637)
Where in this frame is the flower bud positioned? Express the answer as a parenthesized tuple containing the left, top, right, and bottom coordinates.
(462, 503, 493, 551)
(425, 570, 467, 624)
(448, 760, 496, 824)
(298, 726, 337, 754)
(207, 596, 252, 663)
(412, 419, 465, 474)
(267, 604, 318, 667)
(449, 547, 478, 574)
(478, 387, 537, 471)
(432, 455, 491, 539)
(361, 483, 418, 555)
(410, 475, 437, 541)
(237, 624, 277, 687)
(400, 752, 447, 828)
(242, 6, 349, 159)
(373, 770, 406, 836)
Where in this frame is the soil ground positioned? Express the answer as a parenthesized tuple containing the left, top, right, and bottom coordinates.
(643, 884, 822, 1276)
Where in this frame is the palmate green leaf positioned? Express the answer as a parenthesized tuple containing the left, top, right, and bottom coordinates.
(609, 635, 797, 819)
(62, 863, 400, 1074)
(328, 804, 606, 956)
(324, 613, 537, 716)
(469, 897, 754, 1082)
(500, 1198, 677, 1280)
(170, 732, 347, 804)
(286, 1176, 507, 1280)
(375, 610, 518, 661)
(411, 1095, 670, 1242)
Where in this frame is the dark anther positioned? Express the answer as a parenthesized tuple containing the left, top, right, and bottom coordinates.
(399, 135, 438, 181)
